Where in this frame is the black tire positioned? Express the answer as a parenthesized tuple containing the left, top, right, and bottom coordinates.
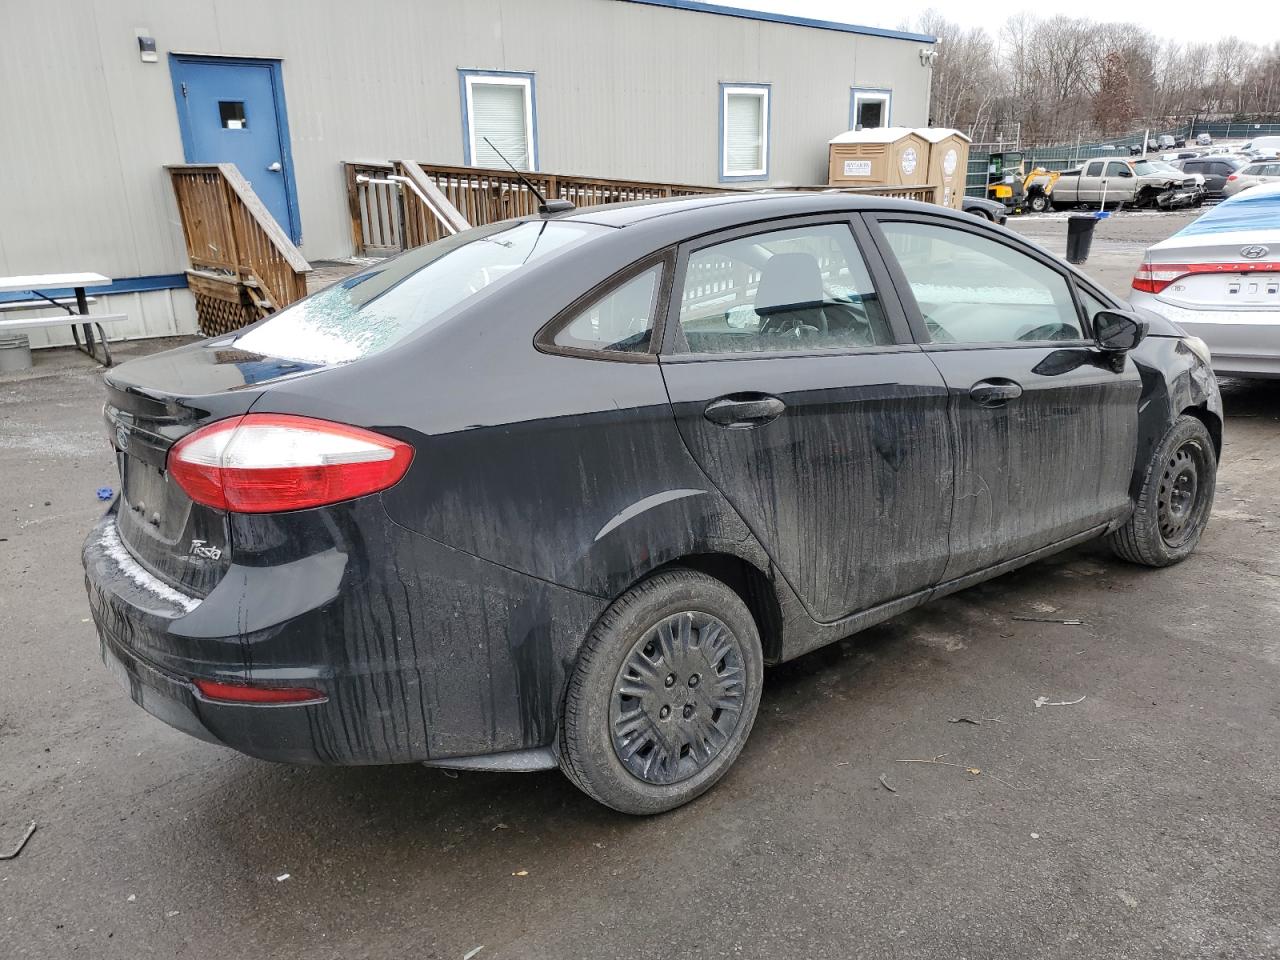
(559, 568, 764, 815)
(1028, 192, 1051, 213)
(1108, 415, 1217, 567)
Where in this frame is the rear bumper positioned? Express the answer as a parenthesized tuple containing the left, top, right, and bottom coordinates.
(83, 509, 604, 766)
(1128, 297, 1280, 378)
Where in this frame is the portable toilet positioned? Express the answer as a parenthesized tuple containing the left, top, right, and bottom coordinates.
(915, 128, 971, 210)
(827, 127, 931, 189)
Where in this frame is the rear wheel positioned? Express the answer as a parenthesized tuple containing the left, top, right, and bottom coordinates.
(1108, 415, 1216, 567)
(559, 568, 763, 815)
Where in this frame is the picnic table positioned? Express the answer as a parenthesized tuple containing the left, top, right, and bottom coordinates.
(0, 273, 127, 366)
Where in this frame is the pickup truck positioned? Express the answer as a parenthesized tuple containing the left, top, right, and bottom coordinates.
(1030, 158, 1204, 211)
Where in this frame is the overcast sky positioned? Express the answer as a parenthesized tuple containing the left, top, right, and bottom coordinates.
(707, 0, 1280, 46)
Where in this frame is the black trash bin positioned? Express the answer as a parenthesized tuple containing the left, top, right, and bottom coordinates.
(1066, 214, 1099, 264)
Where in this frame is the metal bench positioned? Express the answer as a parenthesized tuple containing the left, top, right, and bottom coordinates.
(0, 273, 124, 366)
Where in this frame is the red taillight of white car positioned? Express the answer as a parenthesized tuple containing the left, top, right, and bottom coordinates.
(1132, 259, 1279, 294)
(168, 414, 413, 513)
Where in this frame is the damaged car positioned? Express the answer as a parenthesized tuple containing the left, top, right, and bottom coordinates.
(85, 193, 1221, 814)
(1037, 158, 1204, 210)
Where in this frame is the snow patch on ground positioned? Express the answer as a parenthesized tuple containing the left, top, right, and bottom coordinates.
(98, 521, 200, 614)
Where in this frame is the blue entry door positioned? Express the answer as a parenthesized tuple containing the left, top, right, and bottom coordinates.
(170, 56, 300, 242)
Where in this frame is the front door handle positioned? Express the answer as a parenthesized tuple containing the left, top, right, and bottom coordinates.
(969, 379, 1023, 406)
(704, 394, 786, 427)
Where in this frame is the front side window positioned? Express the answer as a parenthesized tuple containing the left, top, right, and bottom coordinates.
(552, 266, 661, 355)
(721, 85, 769, 181)
(881, 221, 1084, 345)
(674, 223, 892, 354)
(463, 72, 536, 171)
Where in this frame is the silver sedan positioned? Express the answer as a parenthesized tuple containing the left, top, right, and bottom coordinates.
(1129, 183, 1280, 378)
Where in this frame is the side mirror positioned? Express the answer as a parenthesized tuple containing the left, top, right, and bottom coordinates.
(1094, 310, 1147, 352)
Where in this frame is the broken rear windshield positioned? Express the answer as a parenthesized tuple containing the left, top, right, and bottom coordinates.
(235, 220, 602, 364)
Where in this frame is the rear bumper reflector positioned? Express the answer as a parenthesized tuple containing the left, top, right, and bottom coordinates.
(193, 678, 327, 705)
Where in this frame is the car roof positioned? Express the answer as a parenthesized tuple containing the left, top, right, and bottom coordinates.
(555, 190, 946, 234)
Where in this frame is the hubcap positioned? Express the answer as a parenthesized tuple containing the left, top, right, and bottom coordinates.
(610, 611, 747, 785)
(1157, 441, 1207, 547)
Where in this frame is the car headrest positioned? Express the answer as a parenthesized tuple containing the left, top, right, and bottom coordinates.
(754, 252, 823, 317)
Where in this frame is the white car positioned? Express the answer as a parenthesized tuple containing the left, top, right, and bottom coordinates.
(1223, 160, 1280, 197)
(1130, 183, 1280, 378)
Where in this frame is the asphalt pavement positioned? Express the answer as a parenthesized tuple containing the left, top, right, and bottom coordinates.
(2, 213, 1278, 958)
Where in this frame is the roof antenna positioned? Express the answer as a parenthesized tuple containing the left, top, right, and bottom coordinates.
(483, 137, 575, 215)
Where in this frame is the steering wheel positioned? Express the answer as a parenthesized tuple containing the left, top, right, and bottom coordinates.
(1017, 322, 1079, 342)
(759, 312, 826, 338)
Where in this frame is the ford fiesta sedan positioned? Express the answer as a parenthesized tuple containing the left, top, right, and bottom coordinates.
(85, 192, 1221, 814)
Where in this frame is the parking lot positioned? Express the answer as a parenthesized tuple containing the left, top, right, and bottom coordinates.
(2, 209, 1278, 959)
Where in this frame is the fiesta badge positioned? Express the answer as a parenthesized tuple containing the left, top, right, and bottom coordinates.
(1240, 244, 1269, 260)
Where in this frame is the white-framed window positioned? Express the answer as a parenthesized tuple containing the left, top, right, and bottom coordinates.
(721, 84, 770, 181)
(462, 71, 537, 171)
(850, 89, 892, 130)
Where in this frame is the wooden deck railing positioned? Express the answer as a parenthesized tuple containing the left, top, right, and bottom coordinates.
(344, 161, 404, 256)
(344, 160, 941, 256)
(168, 164, 311, 334)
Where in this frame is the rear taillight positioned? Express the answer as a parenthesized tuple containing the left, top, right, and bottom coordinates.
(168, 414, 413, 513)
(1133, 260, 1279, 295)
(1226, 174, 1238, 181)
(194, 678, 327, 704)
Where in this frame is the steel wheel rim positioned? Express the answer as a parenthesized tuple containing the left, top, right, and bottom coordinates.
(609, 611, 747, 785)
(1157, 440, 1208, 547)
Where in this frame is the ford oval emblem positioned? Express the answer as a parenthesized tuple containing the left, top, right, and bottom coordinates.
(1241, 244, 1269, 260)
(115, 423, 130, 451)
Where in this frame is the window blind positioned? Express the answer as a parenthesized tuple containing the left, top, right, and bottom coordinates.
(471, 82, 531, 170)
(725, 93, 765, 174)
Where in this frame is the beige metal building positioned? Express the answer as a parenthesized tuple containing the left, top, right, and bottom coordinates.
(0, 0, 936, 344)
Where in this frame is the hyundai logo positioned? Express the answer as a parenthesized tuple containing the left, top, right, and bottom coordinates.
(115, 423, 130, 451)
(1240, 244, 1269, 260)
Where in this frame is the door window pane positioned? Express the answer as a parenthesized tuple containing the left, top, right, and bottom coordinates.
(468, 78, 533, 171)
(218, 101, 247, 130)
(675, 223, 892, 354)
(553, 266, 661, 354)
(722, 86, 768, 177)
(881, 221, 1084, 344)
(1085, 161, 1104, 176)
(1105, 161, 1129, 177)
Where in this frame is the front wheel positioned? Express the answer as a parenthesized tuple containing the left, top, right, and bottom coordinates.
(1028, 192, 1051, 213)
(1108, 415, 1217, 567)
(559, 568, 764, 815)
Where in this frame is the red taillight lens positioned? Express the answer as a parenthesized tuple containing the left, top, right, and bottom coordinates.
(1133, 260, 1279, 295)
(194, 678, 327, 704)
(168, 414, 413, 513)
(1226, 174, 1238, 181)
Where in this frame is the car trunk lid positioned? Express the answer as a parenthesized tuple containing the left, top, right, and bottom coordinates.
(103, 339, 322, 597)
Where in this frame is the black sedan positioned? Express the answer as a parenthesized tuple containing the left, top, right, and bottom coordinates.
(84, 193, 1221, 814)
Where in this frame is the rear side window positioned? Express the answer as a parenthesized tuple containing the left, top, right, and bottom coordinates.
(235, 220, 600, 364)
(673, 223, 893, 354)
(1086, 161, 1104, 176)
(552, 265, 661, 355)
(882, 221, 1083, 345)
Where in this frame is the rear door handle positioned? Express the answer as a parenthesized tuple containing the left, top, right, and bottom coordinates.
(703, 394, 786, 427)
(969, 379, 1023, 406)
